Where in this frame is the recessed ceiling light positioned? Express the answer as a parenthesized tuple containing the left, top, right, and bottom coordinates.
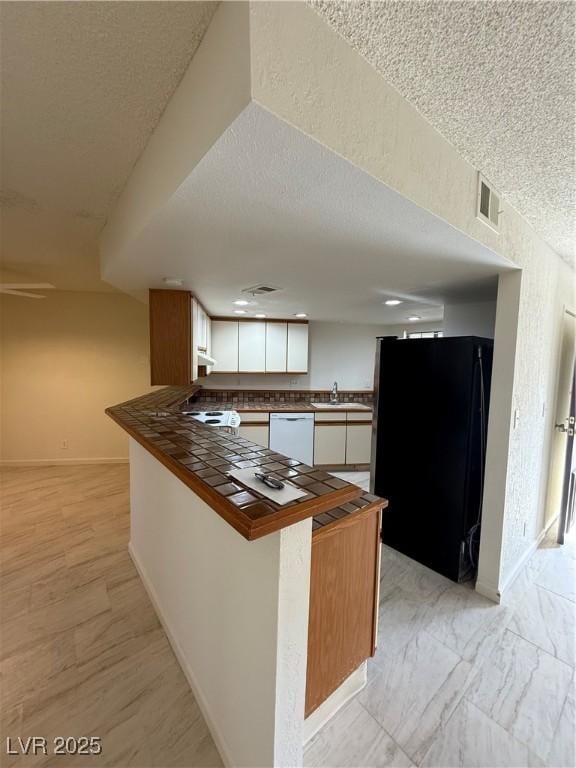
(384, 299, 402, 306)
(255, 313, 267, 318)
(295, 313, 307, 318)
(162, 277, 184, 287)
(407, 315, 421, 322)
(234, 309, 247, 315)
(233, 299, 249, 306)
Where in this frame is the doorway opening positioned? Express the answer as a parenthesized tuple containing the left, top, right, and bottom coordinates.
(545, 307, 576, 544)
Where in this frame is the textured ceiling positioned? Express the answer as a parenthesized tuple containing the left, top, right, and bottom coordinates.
(0, 1, 218, 290)
(311, 0, 575, 265)
(103, 104, 507, 325)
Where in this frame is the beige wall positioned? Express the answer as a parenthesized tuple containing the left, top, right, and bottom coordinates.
(0, 291, 151, 463)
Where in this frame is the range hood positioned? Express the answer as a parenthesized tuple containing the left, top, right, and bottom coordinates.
(198, 350, 217, 366)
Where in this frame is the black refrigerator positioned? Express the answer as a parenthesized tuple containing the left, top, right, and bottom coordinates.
(371, 336, 493, 582)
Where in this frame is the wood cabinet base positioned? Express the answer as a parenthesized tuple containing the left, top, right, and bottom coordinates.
(305, 507, 381, 717)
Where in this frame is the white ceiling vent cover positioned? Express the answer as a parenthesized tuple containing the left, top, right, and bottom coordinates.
(477, 173, 501, 232)
(241, 284, 282, 296)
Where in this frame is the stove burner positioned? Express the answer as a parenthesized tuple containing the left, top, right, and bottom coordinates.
(204, 418, 222, 425)
(186, 411, 201, 416)
(205, 411, 224, 416)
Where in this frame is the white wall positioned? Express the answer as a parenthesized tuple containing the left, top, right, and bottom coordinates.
(443, 301, 496, 338)
(248, 0, 573, 597)
(129, 440, 311, 768)
(196, 319, 441, 391)
(100, 0, 572, 597)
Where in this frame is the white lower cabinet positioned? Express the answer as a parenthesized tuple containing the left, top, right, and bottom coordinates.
(238, 412, 269, 449)
(345, 423, 372, 464)
(238, 425, 269, 448)
(314, 423, 347, 465)
(237, 409, 373, 464)
(314, 411, 373, 466)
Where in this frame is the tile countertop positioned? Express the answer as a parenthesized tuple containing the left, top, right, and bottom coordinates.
(106, 384, 386, 541)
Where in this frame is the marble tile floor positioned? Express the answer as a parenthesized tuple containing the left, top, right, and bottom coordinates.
(308, 469, 576, 768)
(0, 464, 222, 768)
(2, 466, 574, 768)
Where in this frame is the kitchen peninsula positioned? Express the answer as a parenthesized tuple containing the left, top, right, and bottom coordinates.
(106, 384, 386, 768)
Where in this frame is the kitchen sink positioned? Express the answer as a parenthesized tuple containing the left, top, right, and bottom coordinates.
(311, 402, 369, 410)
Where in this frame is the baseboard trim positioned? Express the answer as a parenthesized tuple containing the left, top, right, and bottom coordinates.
(303, 662, 367, 745)
(543, 513, 559, 536)
(0, 458, 129, 467)
(474, 580, 501, 603)
(128, 542, 233, 768)
(476, 515, 559, 604)
(500, 527, 548, 598)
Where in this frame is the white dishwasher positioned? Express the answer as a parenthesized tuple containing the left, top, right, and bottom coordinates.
(269, 412, 315, 466)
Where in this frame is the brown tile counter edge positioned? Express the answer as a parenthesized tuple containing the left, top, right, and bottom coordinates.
(106, 385, 386, 541)
(312, 495, 387, 538)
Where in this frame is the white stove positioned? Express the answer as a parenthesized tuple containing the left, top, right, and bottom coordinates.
(182, 409, 241, 430)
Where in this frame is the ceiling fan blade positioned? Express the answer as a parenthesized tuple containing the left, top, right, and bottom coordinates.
(0, 283, 55, 290)
(0, 289, 46, 298)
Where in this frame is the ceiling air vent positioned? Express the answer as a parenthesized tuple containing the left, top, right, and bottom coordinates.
(477, 173, 501, 232)
(241, 284, 282, 296)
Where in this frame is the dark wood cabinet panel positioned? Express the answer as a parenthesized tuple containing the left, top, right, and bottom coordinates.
(305, 507, 380, 717)
(149, 289, 191, 385)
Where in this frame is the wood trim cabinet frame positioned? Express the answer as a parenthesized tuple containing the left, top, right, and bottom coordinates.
(305, 503, 381, 716)
(149, 289, 191, 386)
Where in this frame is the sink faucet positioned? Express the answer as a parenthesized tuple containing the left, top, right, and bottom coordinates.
(330, 381, 339, 403)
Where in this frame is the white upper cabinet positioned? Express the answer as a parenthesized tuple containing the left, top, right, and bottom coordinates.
(239, 322, 266, 372)
(265, 322, 288, 372)
(287, 323, 309, 372)
(211, 320, 239, 372)
(208, 318, 308, 374)
(197, 305, 209, 351)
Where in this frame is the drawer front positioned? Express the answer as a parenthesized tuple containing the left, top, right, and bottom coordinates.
(346, 411, 373, 422)
(315, 411, 346, 422)
(238, 411, 270, 423)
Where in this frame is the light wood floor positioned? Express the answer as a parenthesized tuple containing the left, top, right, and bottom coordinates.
(0, 464, 222, 768)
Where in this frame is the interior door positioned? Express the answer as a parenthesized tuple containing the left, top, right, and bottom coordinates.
(558, 367, 576, 542)
(545, 310, 576, 538)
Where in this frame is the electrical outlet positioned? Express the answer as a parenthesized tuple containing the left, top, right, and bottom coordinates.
(289, 379, 298, 386)
(61, 440, 69, 450)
